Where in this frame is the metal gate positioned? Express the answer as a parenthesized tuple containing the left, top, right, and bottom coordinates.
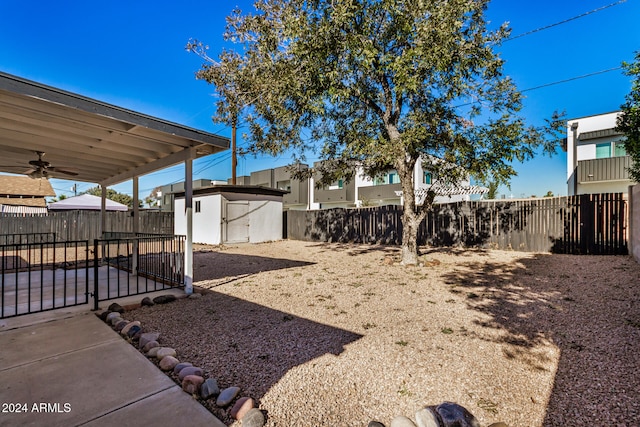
(0, 238, 90, 319)
(1, 233, 185, 319)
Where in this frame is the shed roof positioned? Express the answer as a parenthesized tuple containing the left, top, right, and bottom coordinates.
(175, 185, 289, 198)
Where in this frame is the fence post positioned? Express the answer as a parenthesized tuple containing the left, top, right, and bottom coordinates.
(93, 239, 99, 311)
(132, 239, 138, 277)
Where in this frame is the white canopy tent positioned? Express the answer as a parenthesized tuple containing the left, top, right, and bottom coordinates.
(48, 194, 128, 211)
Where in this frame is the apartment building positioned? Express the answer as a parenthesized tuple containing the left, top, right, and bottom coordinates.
(312, 160, 472, 208)
(160, 159, 474, 212)
(565, 111, 633, 196)
(238, 160, 472, 210)
(231, 164, 312, 210)
(157, 179, 226, 212)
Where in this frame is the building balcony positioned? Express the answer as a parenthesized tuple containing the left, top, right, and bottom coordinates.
(314, 187, 350, 203)
(358, 183, 403, 201)
(577, 156, 631, 183)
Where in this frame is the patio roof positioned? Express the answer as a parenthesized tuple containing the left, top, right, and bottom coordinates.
(0, 71, 229, 186)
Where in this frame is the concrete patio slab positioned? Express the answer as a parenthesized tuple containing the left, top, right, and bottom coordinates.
(0, 313, 225, 427)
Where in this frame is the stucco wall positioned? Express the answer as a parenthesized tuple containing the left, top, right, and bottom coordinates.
(174, 195, 223, 245)
(197, 194, 223, 245)
(630, 184, 640, 263)
(175, 194, 282, 245)
(247, 200, 283, 243)
(174, 198, 186, 238)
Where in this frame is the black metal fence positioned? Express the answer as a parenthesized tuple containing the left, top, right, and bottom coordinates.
(0, 240, 90, 318)
(1, 232, 185, 319)
(92, 234, 185, 310)
(285, 193, 628, 254)
(0, 232, 56, 245)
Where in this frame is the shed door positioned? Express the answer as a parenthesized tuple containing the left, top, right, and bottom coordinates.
(224, 201, 250, 243)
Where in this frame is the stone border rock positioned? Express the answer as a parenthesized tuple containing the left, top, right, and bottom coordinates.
(98, 295, 266, 427)
(99, 296, 509, 427)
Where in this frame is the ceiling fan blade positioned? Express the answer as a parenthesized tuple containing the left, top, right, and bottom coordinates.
(0, 165, 33, 171)
(48, 167, 79, 176)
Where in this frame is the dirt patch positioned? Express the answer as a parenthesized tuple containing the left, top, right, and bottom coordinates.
(126, 240, 640, 426)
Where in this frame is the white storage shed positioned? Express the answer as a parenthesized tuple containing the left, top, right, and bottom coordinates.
(174, 185, 287, 245)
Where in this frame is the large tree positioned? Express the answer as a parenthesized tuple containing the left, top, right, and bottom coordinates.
(189, 0, 561, 264)
(617, 50, 640, 183)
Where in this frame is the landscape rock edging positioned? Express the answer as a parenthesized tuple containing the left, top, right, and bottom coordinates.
(99, 294, 508, 427)
(97, 294, 266, 426)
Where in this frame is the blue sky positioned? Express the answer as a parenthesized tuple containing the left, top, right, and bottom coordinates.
(1, 0, 638, 200)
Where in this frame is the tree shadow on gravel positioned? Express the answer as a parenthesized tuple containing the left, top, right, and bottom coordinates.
(440, 253, 640, 426)
(193, 251, 315, 282)
(128, 291, 362, 424)
(305, 242, 399, 256)
(307, 242, 495, 259)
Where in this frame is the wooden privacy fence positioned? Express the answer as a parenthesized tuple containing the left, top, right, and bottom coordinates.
(0, 211, 174, 242)
(285, 193, 628, 254)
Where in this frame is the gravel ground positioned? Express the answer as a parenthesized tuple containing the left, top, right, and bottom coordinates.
(124, 240, 640, 427)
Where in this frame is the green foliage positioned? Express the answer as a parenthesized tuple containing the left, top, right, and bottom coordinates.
(144, 186, 162, 208)
(83, 186, 137, 208)
(48, 194, 67, 203)
(190, 0, 563, 262)
(617, 50, 640, 183)
(485, 181, 499, 199)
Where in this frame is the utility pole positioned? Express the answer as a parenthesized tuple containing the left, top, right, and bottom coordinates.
(231, 115, 237, 185)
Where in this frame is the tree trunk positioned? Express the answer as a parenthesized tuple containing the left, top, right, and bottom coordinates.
(396, 155, 423, 265)
(401, 210, 421, 265)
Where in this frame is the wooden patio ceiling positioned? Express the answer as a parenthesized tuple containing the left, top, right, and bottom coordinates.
(0, 71, 229, 187)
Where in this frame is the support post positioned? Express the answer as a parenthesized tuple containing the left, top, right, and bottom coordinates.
(100, 186, 107, 237)
(100, 186, 107, 263)
(93, 239, 99, 311)
(184, 158, 193, 295)
(132, 177, 139, 276)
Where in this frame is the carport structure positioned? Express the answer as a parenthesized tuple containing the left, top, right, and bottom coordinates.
(0, 71, 229, 315)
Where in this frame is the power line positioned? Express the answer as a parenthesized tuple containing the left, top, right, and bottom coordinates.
(454, 65, 623, 108)
(521, 66, 623, 92)
(505, 0, 628, 42)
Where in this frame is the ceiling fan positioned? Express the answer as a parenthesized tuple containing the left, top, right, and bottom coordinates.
(24, 151, 79, 179)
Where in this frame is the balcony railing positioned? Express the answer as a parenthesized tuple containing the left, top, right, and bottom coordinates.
(578, 156, 631, 183)
(314, 187, 349, 203)
(358, 183, 403, 201)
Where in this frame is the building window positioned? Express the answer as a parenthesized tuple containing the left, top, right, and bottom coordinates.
(277, 180, 291, 191)
(374, 171, 400, 185)
(328, 179, 343, 190)
(596, 140, 627, 159)
(388, 173, 401, 184)
(195, 200, 201, 213)
(596, 143, 611, 159)
(424, 172, 432, 185)
(614, 141, 627, 157)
